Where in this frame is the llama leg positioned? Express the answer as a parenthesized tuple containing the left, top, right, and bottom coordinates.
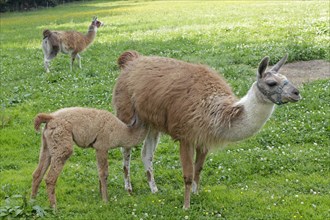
(44, 52, 57, 73)
(44, 58, 50, 73)
(95, 149, 109, 202)
(70, 53, 77, 71)
(31, 135, 51, 199)
(44, 54, 58, 73)
(192, 147, 208, 194)
(42, 39, 51, 73)
(122, 147, 132, 193)
(77, 54, 82, 69)
(180, 141, 194, 210)
(141, 128, 160, 193)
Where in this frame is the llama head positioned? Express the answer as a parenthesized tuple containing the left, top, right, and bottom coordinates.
(91, 16, 104, 28)
(256, 54, 301, 105)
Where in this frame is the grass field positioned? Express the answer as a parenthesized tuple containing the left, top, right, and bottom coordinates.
(0, 0, 329, 219)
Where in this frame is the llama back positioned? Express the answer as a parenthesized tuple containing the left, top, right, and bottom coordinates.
(51, 31, 90, 53)
(53, 108, 106, 147)
(115, 53, 243, 146)
(60, 31, 94, 53)
(43, 30, 94, 55)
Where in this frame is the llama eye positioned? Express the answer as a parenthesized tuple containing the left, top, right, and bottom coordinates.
(267, 81, 277, 87)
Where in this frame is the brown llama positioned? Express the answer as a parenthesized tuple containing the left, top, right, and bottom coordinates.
(42, 17, 103, 72)
(112, 51, 301, 209)
(31, 107, 146, 209)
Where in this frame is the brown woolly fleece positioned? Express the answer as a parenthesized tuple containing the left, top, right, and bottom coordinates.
(113, 51, 244, 147)
(31, 107, 146, 209)
(112, 51, 300, 209)
(43, 29, 96, 55)
(42, 17, 103, 72)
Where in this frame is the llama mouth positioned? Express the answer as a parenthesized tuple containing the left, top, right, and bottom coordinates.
(288, 96, 301, 102)
(280, 95, 300, 104)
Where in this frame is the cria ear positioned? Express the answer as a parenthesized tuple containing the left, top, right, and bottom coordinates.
(258, 56, 269, 78)
(270, 54, 288, 73)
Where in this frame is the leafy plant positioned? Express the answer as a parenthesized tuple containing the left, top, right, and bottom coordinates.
(0, 194, 50, 219)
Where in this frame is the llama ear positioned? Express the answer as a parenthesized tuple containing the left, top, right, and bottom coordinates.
(270, 54, 288, 73)
(128, 113, 138, 128)
(258, 56, 269, 78)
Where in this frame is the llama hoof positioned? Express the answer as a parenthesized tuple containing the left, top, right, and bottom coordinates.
(125, 186, 133, 194)
(50, 204, 57, 213)
(124, 181, 133, 194)
(125, 185, 133, 194)
(51, 208, 57, 215)
(192, 181, 199, 194)
(149, 184, 158, 193)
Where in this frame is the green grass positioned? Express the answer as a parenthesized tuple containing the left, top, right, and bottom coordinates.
(0, 0, 329, 219)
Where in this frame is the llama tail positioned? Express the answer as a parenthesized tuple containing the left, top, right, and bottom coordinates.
(117, 51, 140, 69)
(34, 113, 54, 131)
(43, 29, 52, 39)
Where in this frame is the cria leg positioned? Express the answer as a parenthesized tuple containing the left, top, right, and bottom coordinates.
(141, 128, 160, 193)
(45, 128, 73, 209)
(122, 147, 132, 193)
(45, 155, 72, 209)
(95, 149, 109, 202)
(192, 147, 208, 194)
(31, 135, 51, 199)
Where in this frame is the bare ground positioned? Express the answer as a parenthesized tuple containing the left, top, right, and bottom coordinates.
(277, 60, 330, 87)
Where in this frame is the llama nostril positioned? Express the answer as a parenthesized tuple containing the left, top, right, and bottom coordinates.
(293, 89, 299, 96)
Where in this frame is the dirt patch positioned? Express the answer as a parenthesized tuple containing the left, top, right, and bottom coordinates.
(277, 60, 330, 87)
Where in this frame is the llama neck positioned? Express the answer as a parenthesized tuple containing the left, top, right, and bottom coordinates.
(84, 25, 97, 46)
(224, 82, 275, 142)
